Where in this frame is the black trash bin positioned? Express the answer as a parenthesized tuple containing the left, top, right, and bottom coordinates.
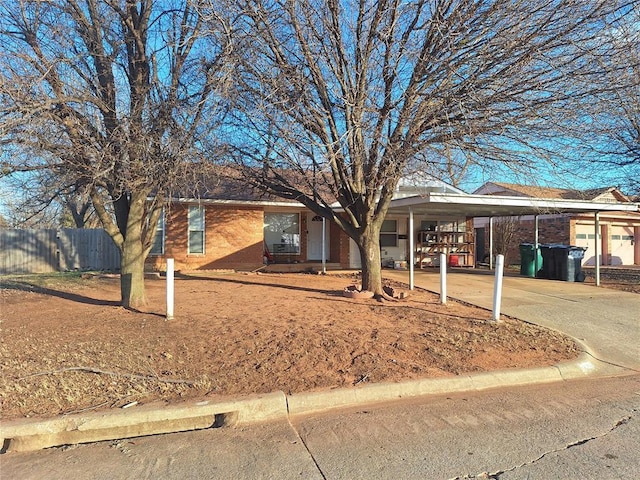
(519, 243, 542, 278)
(539, 245, 556, 279)
(568, 246, 587, 282)
(554, 245, 571, 281)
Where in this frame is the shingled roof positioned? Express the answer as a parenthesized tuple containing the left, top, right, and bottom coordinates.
(474, 182, 630, 203)
(167, 165, 335, 205)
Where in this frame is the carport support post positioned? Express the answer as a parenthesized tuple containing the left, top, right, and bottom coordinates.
(321, 217, 326, 274)
(489, 217, 494, 270)
(493, 254, 504, 321)
(440, 253, 447, 304)
(166, 258, 175, 320)
(409, 207, 415, 290)
(595, 212, 601, 286)
(534, 215, 539, 274)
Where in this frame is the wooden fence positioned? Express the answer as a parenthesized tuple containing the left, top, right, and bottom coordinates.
(0, 229, 121, 274)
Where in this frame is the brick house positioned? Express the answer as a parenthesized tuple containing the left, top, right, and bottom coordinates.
(145, 176, 639, 273)
(145, 188, 352, 273)
(473, 182, 640, 266)
(145, 175, 471, 272)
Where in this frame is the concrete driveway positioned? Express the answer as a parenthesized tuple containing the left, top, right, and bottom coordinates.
(384, 269, 640, 372)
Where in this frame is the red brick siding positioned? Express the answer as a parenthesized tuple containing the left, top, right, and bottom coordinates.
(330, 214, 352, 267)
(482, 216, 572, 265)
(146, 204, 264, 271)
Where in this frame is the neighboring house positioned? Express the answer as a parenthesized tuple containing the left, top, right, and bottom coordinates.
(145, 174, 473, 272)
(473, 182, 640, 266)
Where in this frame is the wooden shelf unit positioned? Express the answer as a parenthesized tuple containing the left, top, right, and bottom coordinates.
(416, 231, 475, 268)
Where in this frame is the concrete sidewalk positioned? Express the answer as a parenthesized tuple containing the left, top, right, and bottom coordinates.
(2, 271, 638, 453)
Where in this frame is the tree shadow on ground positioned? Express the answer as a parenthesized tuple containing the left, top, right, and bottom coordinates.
(1, 280, 121, 307)
(176, 272, 352, 297)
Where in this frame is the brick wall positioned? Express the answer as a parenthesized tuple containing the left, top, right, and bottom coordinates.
(330, 214, 352, 267)
(481, 215, 572, 265)
(147, 204, 265, 271)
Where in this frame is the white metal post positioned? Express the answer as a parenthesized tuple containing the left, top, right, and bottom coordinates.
(440, 253, 447, 304)
(493, 254, 504, 321)
(409, 208, 415, 290)
(166, 258, 174, 320)
(534, 215, 539, 275)
(489, 217, 494, 270)
(594, 212, 601, 286)
(321, 217, 326, 274)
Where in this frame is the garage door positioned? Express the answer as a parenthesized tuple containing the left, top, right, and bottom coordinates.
(610, 226, 635, 265)
(575, 224, 635, 266)
(574, 225, 596, 266)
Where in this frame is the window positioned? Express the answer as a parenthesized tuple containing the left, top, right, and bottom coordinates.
(188, 206, 205, 254)
(575, 233, 587, 240)
(421, 220, 437, 231)
(264, 213, 300, 254)
(149, 210, 165, 255)
(380, 219, 398, 247)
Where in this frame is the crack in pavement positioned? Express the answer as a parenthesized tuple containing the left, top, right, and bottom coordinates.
(286, 418, 328, 480)
(449, 414, 634, 480)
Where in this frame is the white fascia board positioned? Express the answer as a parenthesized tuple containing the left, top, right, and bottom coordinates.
(169, 198, 306, 208)
(390, 193, 640, 213)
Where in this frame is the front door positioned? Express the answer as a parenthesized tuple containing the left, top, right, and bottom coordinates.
(307, 214, 329, 260)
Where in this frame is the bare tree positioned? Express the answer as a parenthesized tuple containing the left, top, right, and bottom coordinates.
(221, 0, 629, 296)
(573, 6, 640, 194)
(2, 168, 100, 228)
(0, 0, 231, 307)
(493, 217, 520, 266)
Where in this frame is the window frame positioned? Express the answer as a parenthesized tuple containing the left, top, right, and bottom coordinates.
(188, 205, 205, 255)
(149, 209, 165, 256)
(264, 212, 301, 255)
(380, 219, 398, 248)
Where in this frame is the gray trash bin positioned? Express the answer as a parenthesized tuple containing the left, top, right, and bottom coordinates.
(568, 247, 587, 282)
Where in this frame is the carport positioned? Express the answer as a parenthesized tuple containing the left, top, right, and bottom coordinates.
(386, 192, 640, 289)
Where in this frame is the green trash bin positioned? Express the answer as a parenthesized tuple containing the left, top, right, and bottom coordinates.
(519, 243, 542, 278)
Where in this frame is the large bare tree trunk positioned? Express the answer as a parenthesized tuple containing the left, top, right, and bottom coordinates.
(119, 191, 148, 309)
(120, 236, 147, 309)
(357, 232, 383, 297)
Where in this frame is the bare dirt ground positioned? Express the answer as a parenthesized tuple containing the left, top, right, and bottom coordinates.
(0, 271, 583, 420)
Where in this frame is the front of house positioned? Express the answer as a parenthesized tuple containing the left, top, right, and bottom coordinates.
(146, 199, 351, 272)
(145, 177, 474, 272)
(146, 178, 640, 273)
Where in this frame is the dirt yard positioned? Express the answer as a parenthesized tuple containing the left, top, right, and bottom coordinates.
(0, 272, 580, 420)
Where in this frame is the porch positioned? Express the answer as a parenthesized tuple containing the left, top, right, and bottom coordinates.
(262, 261, 343, 273)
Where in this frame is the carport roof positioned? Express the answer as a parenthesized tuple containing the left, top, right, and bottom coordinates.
(387, 192, 640, 218)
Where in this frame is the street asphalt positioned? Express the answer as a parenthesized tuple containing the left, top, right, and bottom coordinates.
(2, 269, 639, 453)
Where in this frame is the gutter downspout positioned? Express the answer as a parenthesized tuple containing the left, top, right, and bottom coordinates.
(322, 217, 326, 274)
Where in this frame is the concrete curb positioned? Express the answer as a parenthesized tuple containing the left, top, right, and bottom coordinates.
(286, 351, 609, 418)
(1, 392, 288, 453)
(3, 350, 624, 454)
